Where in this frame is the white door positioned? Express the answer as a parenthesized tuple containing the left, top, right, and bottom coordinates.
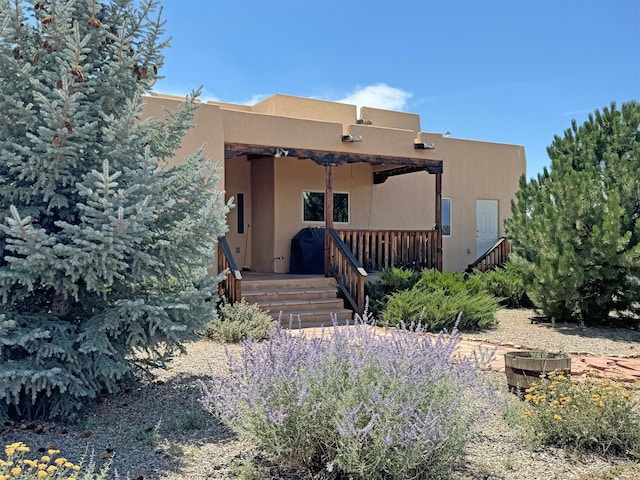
(476, 200, 499, 256)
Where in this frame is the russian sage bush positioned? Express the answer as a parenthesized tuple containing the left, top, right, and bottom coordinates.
(198, 314, 495, 479)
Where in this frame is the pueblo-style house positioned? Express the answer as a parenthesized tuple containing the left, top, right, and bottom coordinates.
(142, 94, 525, 323)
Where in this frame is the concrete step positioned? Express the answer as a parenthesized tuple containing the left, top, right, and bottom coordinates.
(242, 276, 337, 292)
(275, 308, 354, 329)
(258, 298, 346, 313)
(240, 274, 353, 329)
(242, 286, 338, 303)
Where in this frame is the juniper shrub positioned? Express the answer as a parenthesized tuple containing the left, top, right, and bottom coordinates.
(381, 287, 498, 331)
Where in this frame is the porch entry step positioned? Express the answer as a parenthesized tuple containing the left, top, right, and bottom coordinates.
(258, 298, 346, 313)
(275, 309, 354, 329)
(242, 286, 338, 303)
(242, 275, 337, 292)
(240, 274, 354, 329)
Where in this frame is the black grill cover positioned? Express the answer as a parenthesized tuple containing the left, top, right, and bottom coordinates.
(290, 228, 324, 274)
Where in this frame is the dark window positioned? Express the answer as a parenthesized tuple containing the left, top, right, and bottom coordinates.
(302, 191, 349, 223)
(236, 193, 244, 234)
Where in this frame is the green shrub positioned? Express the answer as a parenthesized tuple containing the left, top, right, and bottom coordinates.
(379, 267, 420, 291)
(381, 287, 498, 331)
(199, 299, 275, 343)
(365, 267, 420, 318)
(416, 270, 471, 294)
(515, 372, 640, 456)
(466, 263, 530, 308)
(363, 280, 387, 318)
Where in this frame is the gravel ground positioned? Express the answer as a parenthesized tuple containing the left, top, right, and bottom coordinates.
(2, 308, 640, 480)
(462, 308, 640, 357)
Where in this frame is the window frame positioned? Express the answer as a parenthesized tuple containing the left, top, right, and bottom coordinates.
(302, 190, 350, 224)
(441, 197, 452, 237)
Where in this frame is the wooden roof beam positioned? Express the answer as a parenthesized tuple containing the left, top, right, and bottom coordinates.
(224, 143, 443, 174)
(373, 166, 436, 184)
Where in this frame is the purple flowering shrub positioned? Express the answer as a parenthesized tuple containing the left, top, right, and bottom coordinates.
(198, 312, 495, 479)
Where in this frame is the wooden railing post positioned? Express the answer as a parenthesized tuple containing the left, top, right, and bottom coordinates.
(324, 165, 334, 277)
(466, 237, 512, 273)
(217, 236, 243, 303)
(334, 229, 438, 271)
(327, 229, 368, 316)
(435, 172, 443, 271)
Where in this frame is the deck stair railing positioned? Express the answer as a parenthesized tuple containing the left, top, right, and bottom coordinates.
(217, 236, 242, 303)
(217, 228, 439, 315)
(466, 237, 512, 273)
(328, 229, 368, 315)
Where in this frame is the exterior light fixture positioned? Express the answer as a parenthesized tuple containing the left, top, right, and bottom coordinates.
(274, 147, 289, 157)
(342, 134, 363, 142)
(356, 119, 373, 125)
(414, 142, 435, 150)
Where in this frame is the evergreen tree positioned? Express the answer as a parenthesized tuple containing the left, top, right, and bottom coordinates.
(506, 101, 640, 325)
(0, 0, 229, 419)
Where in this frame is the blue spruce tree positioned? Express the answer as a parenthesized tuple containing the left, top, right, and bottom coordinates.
(0, 0, 229, 419)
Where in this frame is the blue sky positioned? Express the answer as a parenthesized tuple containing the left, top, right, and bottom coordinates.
(153, 0, 640, 180)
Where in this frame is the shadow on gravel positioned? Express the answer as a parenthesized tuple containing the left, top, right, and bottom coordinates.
(0, 372, 237, 480)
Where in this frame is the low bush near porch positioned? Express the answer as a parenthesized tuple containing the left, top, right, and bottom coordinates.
(465, 262, 531, 308)
(198, 318, 495, 480)
(198, 299, 276, 343)
(382, 287, 499, 331)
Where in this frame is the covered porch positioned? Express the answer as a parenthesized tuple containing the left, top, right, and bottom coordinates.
(219, 142, 443, 316)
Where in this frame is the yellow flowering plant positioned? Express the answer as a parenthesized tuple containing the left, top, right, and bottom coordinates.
(518, 371, 640, 456)
(0, 443, 113, 480)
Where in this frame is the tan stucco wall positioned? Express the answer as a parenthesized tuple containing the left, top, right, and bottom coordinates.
(225, 156, 252, 269)
(268, 160, 437, 273)
(252, 94, 357, 130)
(369, 171, 435, 230)
(250, 157, 275, 272)
(360, 106, 421, 132)
(143, 95, 225, 173)
(424, 134, 526, 271)
(141, 93, 526, 274)
(270, 159, 374, 273)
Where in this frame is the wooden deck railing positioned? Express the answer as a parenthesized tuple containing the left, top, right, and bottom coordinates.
(335, 229, 438, 271)
(217, 236, 242, 303)
(466, 237, 512, 273)
(328, 229, 368, 315)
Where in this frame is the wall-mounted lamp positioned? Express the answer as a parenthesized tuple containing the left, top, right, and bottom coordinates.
(274, 147, 289, 157)
(414, 142, 435, 150)
(342, 134, 363, 142)
(356, 119, 373, 125)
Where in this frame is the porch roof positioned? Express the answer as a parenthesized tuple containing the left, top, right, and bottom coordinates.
(224, 142, 443, 174)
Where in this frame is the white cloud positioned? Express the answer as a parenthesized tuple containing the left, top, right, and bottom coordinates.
(240, 94, 270, 106)
(337, 83, 412, 111)
(154, 81, 414, 112)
